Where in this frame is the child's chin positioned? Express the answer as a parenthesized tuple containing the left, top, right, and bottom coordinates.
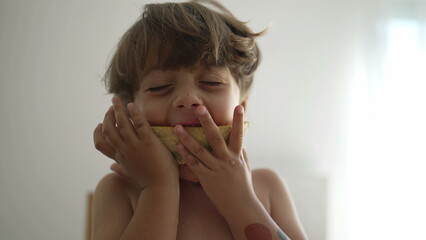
(178, 165, 199, 182)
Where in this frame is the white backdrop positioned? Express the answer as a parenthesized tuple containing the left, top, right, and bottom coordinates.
(0, 0, 369, 239)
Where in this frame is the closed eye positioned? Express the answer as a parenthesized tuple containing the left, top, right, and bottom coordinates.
(200, 81, 223, 86)
(147, 85, 172, 92)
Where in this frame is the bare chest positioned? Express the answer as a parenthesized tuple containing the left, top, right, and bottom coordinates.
(176, 184, 233, 240)
(128, 178, 270, 240)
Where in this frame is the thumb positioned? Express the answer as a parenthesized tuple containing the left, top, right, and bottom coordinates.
(110, 163, 131, 180)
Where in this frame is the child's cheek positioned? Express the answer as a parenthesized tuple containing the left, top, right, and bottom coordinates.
(145, 113, 166, 126)
(137, 105, 165, 126)
(209, 108, 234, 126)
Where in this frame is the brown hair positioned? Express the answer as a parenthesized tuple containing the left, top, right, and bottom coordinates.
(103, 0, 265, 103)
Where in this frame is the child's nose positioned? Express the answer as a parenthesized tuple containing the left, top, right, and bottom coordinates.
(173, 91, 202, 109)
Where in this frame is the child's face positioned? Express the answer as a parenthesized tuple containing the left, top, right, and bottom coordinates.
(133, 65, 244, 182)
(134, 65, 243, 127)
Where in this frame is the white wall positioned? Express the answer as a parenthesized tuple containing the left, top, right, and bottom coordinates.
(0, 0, 362, 239)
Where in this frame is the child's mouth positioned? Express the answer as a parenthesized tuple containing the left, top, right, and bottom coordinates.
(151, 122, 249, 165)
(182, 124, 202, 127)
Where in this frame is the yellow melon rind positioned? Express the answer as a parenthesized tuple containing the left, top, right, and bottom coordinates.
(151, 122, 249, 165)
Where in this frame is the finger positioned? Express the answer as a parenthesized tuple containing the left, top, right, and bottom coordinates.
(176, 143, 210, 173)
(93, 123, 116, 160)
(127, 102, 153, 139)
(111, 96, 139, 143)
(110, 163, 130, 178)
(228, 105, 245, 154)
(102, 106, 125, 149)
(195, 106, 228, 157)
(174, 124, 216, 169)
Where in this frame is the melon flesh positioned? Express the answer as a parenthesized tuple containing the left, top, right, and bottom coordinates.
(151, 122, 249, 165)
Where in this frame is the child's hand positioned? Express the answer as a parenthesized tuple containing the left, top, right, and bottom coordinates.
(174, 105, 254, 216)
(100, 96, 179, 188)
(93, 123, 116, 160)
(93, 124, 133, 181)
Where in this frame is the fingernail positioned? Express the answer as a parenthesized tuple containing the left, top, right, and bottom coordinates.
(197, 106, 207, 115)
(112, 96, 119, 104)
(175, 124, 184, 134)
(127, 103, 134, 112)
(238, 105, 244, 114)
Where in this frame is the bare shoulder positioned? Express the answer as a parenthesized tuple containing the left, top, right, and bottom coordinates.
(252, 168, 292, 206)
(93, 172, 141, 217)
(91, 173, 138, 240)
(252, 168, 308, 239)
(252, 168, 286, 193)
(95, 172, 137, 195)
(251, 168, 285, 213)
(252, 168, 283, 181)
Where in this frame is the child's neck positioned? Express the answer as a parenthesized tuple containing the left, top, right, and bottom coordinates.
(180, 179, 203, 192)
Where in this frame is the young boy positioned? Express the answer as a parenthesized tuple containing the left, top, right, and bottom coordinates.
(92, 1, 308, 239)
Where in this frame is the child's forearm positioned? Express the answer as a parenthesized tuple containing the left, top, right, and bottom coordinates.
(120, 183, 180, 240)
(223, 196, 291, 240)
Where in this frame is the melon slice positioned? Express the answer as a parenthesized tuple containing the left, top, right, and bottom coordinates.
(151, 122, 249, 165)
